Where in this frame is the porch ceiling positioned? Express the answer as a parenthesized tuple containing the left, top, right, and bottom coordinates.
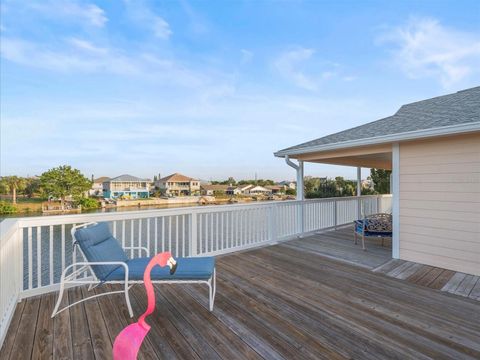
(293, 143, 393, 170)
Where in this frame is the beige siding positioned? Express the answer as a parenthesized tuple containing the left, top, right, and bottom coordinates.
(399, 133, 480, 276)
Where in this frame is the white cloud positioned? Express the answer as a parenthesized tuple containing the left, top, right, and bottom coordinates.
(152, 16, 172, 39)
(123, 0, 172, 39)
(1, 37, 138, 74)
(379, 17, 480, 88)
(23, 0, 107, 27)
(274, 48, 318, 90)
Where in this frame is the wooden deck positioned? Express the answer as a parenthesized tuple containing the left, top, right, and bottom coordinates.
(2, 230, 480, 360)
(284, 226, 392, 269)
(375, 259, 480, 301)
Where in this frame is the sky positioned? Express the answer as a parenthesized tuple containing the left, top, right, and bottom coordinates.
(1, 0, 479, 182)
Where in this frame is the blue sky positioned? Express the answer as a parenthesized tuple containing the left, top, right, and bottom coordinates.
(1, 0, 479, 181)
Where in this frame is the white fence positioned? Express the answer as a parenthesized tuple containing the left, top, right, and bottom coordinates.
(0, 195, 391, 346)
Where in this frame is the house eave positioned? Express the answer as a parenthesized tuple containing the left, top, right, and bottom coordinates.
(274, 122, 480, 158)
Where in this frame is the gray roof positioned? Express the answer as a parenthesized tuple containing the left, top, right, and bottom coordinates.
(107, 174, 148, 182)
(276, 86, 480, 155)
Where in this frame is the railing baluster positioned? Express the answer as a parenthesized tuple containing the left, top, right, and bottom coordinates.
(36, 227, 41, 287)
(168, 217, 172, 253)
(27, 227, 33, 290)
(147, 218, 151, 255)
(122, 220, 126, 248)
(162, 217, 165, 252)
(113, 221, 117, 238)
(175, 215, 179, 257)
(155, 217, 158, 254)
(130, 219, 134, 258)
(182, 215, 185, 257)
(49, 225, 53, 285)
(61, 224, 65, 277)
(138, 219, 142, 258)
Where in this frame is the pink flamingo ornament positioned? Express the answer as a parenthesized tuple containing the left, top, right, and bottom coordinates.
(113, 252, 177, 360)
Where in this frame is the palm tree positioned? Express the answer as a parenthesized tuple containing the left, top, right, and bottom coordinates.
(0, 176, 26, 204)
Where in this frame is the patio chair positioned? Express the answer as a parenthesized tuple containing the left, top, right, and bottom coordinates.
(51, 222, 216, 318)
(354, 213, 392, 251)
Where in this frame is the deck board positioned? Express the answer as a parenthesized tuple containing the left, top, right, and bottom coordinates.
(2, 228, 480, 360)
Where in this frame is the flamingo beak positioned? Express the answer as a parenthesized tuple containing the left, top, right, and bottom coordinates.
(167, 257, 177, 275)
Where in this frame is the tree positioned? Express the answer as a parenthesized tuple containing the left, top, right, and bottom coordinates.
(40, 166, 92, 208)
(0, 176, 26, 204)
(24, 178, 41, 198)
(370, 168, 391, 194)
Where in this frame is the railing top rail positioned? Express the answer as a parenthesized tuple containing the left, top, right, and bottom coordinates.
(12, 195, 391, 228)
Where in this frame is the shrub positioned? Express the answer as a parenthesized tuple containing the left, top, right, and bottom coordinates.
(0, 201, 18, 214)
(75, 197, 100, 210)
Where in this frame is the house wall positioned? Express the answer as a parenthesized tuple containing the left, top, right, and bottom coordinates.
(399, 132, 480, 276)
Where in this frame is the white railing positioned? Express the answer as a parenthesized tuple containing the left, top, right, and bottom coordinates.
(0, 194, 391, 346)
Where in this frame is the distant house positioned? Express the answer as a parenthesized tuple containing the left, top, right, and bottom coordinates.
(89, 176, 109, 197)
(103, 175, 150, 199)
(266, 185, 285, 194)
(247, 185, 272, 195)
(200, 184, 229, 196)
(278, 181, 296, 190)
(155, 173, 200, 196)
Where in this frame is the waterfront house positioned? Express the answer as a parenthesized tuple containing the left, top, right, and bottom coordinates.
(275, 86, 480, 276)
(103, 174, 150, 199)
(266, 185, 286, 194)
(278, 180, 296, 190)
(247, 185, 272, 195)
(200, 184, 229, 196)
(89, 176, 109, 197)
(155, 173, 200, 196)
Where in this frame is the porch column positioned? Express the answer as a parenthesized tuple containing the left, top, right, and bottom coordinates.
(297, 161, 304, 201)
(357, 167, 362, 218)
(285, 156, 304, 236)
(392, 143, 400, 259)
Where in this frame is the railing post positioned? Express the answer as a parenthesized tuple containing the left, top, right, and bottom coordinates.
(16, 224, 23, 299)
(190, 212, 198, 257)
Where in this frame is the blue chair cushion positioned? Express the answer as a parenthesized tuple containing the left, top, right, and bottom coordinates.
(74, 222, 128, 280)
(105, 256, 215, 281)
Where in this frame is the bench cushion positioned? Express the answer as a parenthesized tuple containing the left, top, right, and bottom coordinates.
(74, 222, 128, 280)
(105, 256, 215, 281)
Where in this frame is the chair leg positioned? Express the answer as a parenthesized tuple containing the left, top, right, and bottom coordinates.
(51, 280, 66, 318)
(209, 268, 216, 312)
(362, 234, 366, 251)
(354, 229, 357, 245)
(125, 282, 133, 317)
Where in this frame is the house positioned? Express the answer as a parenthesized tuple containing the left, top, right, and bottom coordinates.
(155, 173, 200, 196)
(248, 185, 272, 195)
(278, 180, 296, 190)
(89, 176, 109, 197)
(275, 86, 480, 276)
(103, 175, 150, 199)
(266, 185, 285, 194)
(200, 184, 229, 196)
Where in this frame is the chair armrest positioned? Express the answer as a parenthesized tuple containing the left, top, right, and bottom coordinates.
(123, 246, 150, 257)
(61, 261, 129, 282)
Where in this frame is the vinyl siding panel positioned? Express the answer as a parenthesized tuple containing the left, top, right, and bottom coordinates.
(399, 133, 480, 276)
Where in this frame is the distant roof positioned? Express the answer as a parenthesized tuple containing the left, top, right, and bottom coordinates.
(108, 174, 148, 182)
(159, 173, 196, 182)
(94, 177, 110, 183)
(275, 86, 480, 156)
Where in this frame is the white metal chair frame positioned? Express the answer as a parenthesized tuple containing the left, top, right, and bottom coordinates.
(51, 222, 216, 318)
